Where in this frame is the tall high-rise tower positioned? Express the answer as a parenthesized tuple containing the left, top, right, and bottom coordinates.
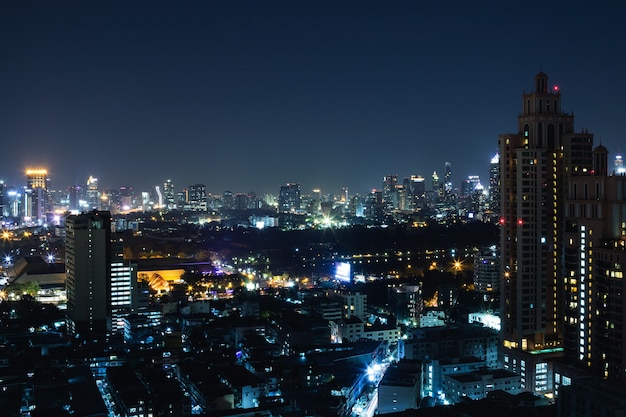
(65, 210, 138, 337)
(65, 210, 137, 336)
(488, 153, 500, 218)
(25, 169, 48, 224)
(163, 179, 175, 209)
(614, 153, 625, 174)
(562, 145, 626, 383)
(499, 72, 594, 392)
(65, 211, 112, 336)
(382, 175, 398, 209)
(278, 183, 301, 213)
(86, 176, 100, 210)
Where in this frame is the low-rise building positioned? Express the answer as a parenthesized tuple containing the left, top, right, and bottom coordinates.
(443, 368, 521, 404)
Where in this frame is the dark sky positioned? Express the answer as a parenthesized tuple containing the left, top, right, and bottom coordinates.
(2, 1, 625, 196)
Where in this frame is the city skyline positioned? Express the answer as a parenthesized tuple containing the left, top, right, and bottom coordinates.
(2, 1, 625, 195)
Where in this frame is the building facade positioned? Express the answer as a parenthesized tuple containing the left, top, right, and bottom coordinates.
(65, 210, 112, 336)
(498, 73, 598, 393)
(66, 210, 138, 337)
(563, 146, 626, 382)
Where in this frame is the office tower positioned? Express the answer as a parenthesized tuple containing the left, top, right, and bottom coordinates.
(461, 176, 481, 197)
(499, 72, 594, 392)
(142, 191, 152, 210)
(460, 176, 482, 216)
(0, 180, 5, 219)
(234, 193, 248, 210)
(431, 171, 439, 191)
(563, 146, 626, 382)
(402, 177, 412, 210)
(86, 175, 100, 210)
(66, 210, 137, 337)
(365, 189, 384, 221)
(187, 184, 207, 211)
(154, 186, 163, 208)
(614, 152, 623, 173)
(68, 185, 81, 212)
(488, 152, 500, 218)
(222, 190, 234, 210)
(5, 187, 21, 219)
(278, 183, 301, 213)
(163, 179, 175, 209)
(443, 162, 453, 200)
(382, 175, 398, 209)
(310, 189, 322, 215)
(66, 211, 112, 336)
(110, 235, 138, 333)
(119, 186, 133, 211)
(177, 189, 188, 209)
(409, 175, 426, 210)
(25, 169, 48, 225)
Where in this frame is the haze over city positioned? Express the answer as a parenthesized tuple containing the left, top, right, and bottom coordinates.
(2, 1, 625, 195)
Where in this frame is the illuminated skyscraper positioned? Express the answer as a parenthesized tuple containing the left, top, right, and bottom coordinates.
(187, 184, 207, 211)
(65, 210, 137, 337)
(278, 183, 301, 213)
(488, 153, 500, 218)
(443, 162, 453, 200)
(86, 175, 100, 210)
(65, 210, 112, 336)
(25, 169, 48, 224)
(614, 153, 625, 175)
(499, 72, 594, 393)
(0, 180, 5, 219)
(382, 175, 398, 209)
(119, 186, 133, 211)
(431, 171, 439, 192)
(163, 179, 175, 209)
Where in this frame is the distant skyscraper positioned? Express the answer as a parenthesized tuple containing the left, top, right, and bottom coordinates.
(86, 175, 100, 210)
(461, 176, 481, 197)
(177, 189, 188, 209)
(613, 153, 625, 175)
(499, 72, 594, 393)
(163, 179, 175, 209)
(278, 183, 301, 213)
(431, 171, 439, 192)
(0, 180, 5, 219)
(119, 186, 133, 211)
(25, 169, 48, 225)
(382, 175, 398, 209)
(187, 184, 207, 211)
(222, 190, 234, 210)
(443, 162, 452, 197)
(234, 193, 248, 210)
(488, 152, 500, 218)
(68, 185, 81, 212)
(341, 187, 349, 203)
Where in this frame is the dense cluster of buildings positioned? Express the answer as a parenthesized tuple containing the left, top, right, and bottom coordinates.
(1, 72, 626, 416)
(0, 153, 499, 231)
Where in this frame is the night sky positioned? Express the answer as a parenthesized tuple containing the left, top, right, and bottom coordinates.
(2, 1, 625, 196)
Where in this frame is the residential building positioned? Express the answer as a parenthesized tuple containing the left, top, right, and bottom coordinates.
(499, 72, 594, 392)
